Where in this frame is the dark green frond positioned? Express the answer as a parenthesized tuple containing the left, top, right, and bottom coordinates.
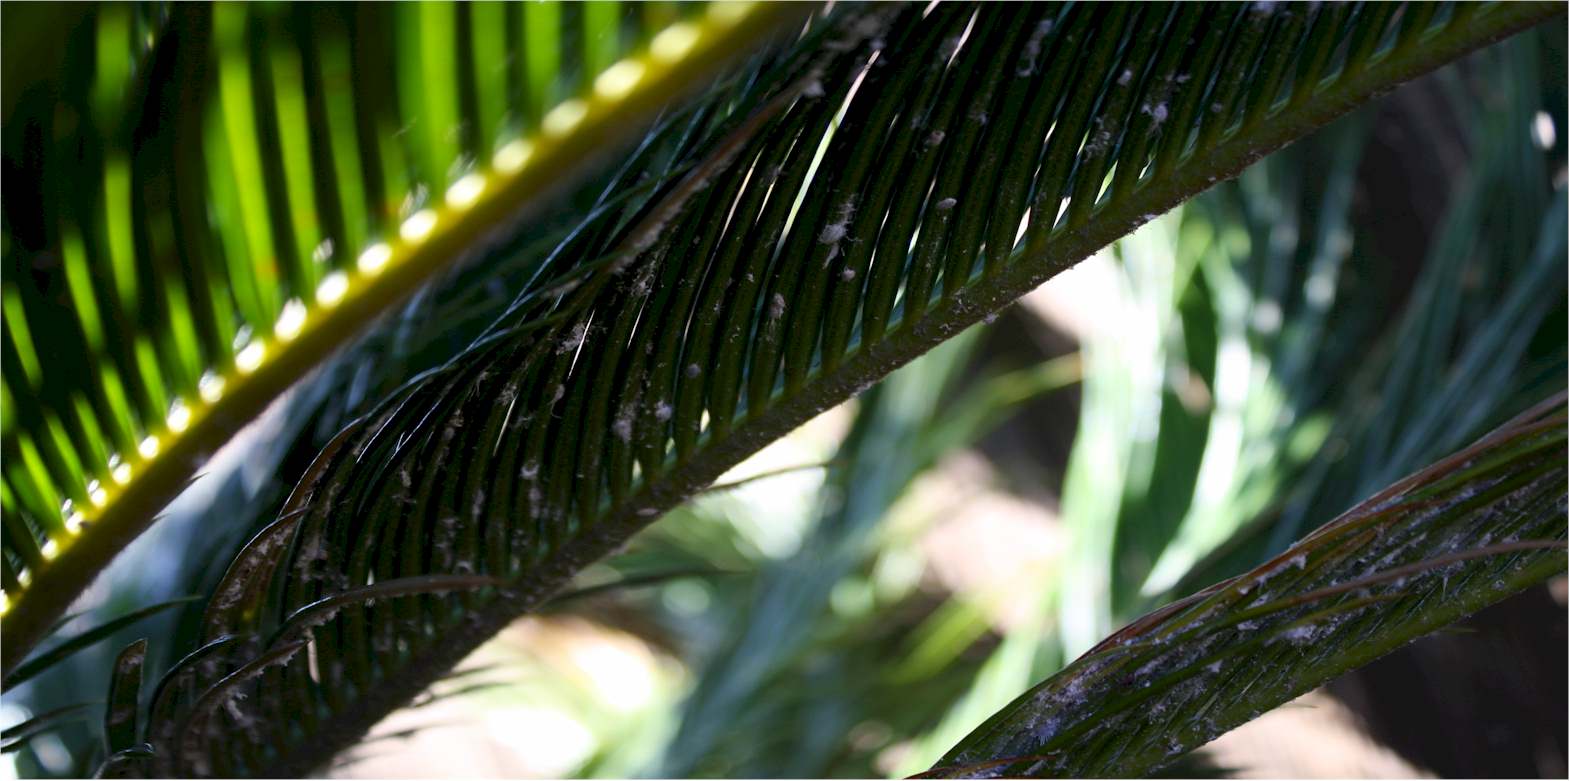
(929, 394, 1567, 778)
(97, 2, 1564, 777)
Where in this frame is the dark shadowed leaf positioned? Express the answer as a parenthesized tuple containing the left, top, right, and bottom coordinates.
(3, 597, 198, 689)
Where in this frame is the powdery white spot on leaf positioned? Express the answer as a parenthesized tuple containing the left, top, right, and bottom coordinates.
(818, 199, 857, 247)
(629, 266, 656, 298)
(557, 322, 590, 354)
(1017, 19, 1054, 76)
(852, 14, 884, 38)
(612, 410, 634, 443)
(1083, 128, 1114, 155)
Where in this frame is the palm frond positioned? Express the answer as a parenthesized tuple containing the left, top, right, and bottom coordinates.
(55, 2, 1563, 776)
(929, 394, 1567, 778)
(0, 0, 804, 661)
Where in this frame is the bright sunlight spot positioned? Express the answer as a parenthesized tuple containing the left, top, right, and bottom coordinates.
(1532, 109, 1556, 150)
(493, 139, 534, 174)
(235, 339, 267, 374)
(275, 298, 308, 342)
(399, 209, 439, 244)
(445, 173, 487, 210)
(166, 398, 191, 433)
(198, 370, 226, 403)
(707, 1, 754, 26)
(542, 100, 589, 137)
(316, 271, 350, 308)
(356, 243, 392, 275)
(594, 59, 646, 100)
(109, 455, 131, 485)
(650, 22, 700, 62)
(87, 479, 107, 507)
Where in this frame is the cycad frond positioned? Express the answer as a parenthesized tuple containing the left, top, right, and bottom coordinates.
(0, 0, 802, 662)
(89, 2, 1565, 776)
(931, 394, 1567, 778)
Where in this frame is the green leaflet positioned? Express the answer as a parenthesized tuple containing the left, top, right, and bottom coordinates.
(38, 1, 1560, 776)
(2, 596, 199, 689)
(0, 701, 102, 755)
(102, 639, 146, 758)
(0, 0, 805, 665)
(929, 394, 1568, 778)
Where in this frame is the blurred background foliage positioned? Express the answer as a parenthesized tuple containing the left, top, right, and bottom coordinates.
(4, 19, 1565, 781)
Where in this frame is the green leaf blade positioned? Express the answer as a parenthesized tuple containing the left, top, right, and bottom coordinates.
(0, 0, 809, 668)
